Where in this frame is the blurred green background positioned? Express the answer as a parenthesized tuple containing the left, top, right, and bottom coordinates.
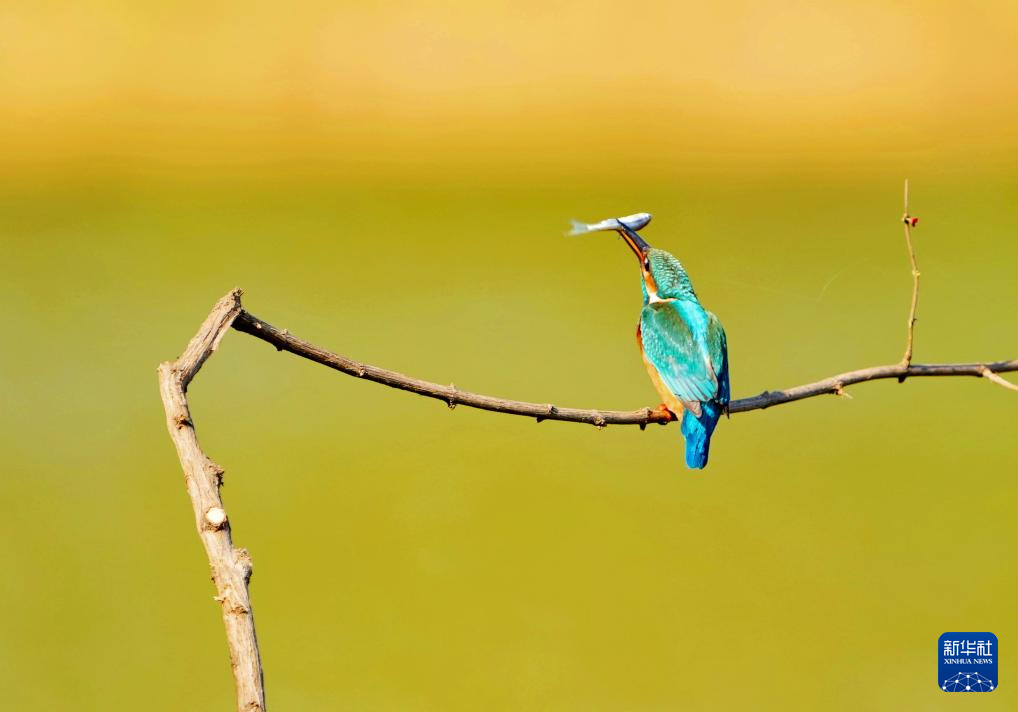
(2, 1, 1017, 709)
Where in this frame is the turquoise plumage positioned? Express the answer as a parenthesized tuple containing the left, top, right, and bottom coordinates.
(640, 285, 730, 468)
(571, 213, 730, 468)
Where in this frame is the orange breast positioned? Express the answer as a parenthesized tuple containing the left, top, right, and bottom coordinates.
(637, 324, 684, 417)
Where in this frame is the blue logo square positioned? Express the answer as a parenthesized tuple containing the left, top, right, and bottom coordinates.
(939, 632, 997, 691)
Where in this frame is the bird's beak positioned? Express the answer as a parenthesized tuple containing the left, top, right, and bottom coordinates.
(618, 225, 651, 262)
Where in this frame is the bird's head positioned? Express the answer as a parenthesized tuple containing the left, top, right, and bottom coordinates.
(617, 225, 696, 303)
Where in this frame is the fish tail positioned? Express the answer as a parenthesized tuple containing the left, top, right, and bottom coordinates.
(680, 403, 722, 469)
(567, 219, 593, 236)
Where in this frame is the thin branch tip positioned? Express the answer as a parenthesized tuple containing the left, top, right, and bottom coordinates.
(981, 367, 1018, 393)
(899, 178, 920, 368)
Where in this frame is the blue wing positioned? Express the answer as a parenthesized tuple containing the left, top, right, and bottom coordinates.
(642, 301, 730, 469)
(705, 310, 730, 410)
(640, 301, 721, 408)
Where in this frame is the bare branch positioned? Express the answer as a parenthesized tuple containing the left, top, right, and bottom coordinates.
(900, 179, 921, 367)
(158, 289, 266, 712)
(231, 308, 1017, 420)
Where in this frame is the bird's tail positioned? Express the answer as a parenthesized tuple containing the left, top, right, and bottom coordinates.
(680, 402, 723, 469)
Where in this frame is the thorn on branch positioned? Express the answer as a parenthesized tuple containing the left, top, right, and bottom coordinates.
(236, 549, 254, 582)
(833, 383, 853, 399)
(536, 404, 557, 423)
(219, 591, 250, 615)
(203, 461, 224, 486)
(275, 327, 290, 351)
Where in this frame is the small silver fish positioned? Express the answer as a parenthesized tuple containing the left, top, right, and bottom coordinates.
(568, 212, 652, 236)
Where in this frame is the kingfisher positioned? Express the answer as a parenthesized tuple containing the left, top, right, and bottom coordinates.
(570, 213, 730, 468)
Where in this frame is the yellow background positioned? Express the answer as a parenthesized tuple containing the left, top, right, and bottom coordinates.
(1, 1, 1016, 709)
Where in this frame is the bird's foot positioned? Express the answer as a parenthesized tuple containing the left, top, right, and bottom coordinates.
(651, 403, 677, 423)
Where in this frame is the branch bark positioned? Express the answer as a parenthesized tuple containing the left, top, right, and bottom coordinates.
(232, 309, 1017, 421)
(158, 289, 266, 712)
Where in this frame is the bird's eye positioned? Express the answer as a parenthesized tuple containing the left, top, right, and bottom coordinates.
(643, 259, 650, 270)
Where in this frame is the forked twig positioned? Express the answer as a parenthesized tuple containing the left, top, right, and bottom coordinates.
(158, 291, 265, 712)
